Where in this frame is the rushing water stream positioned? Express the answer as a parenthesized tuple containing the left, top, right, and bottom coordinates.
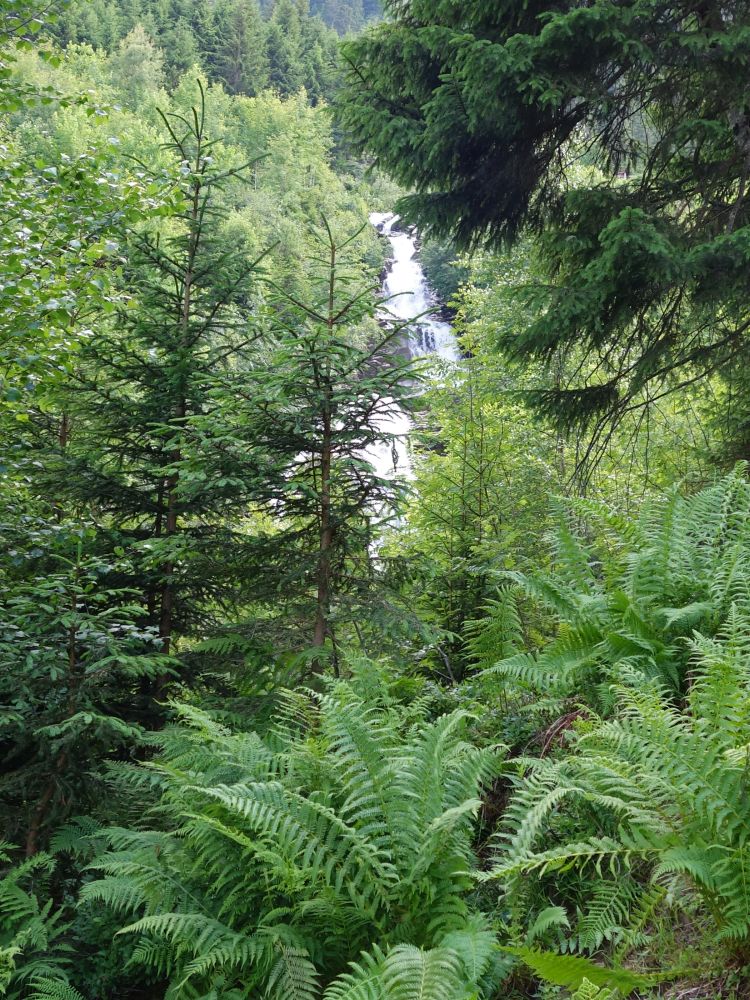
(368, 212, 459, 476)
(370, 212, 458, 362)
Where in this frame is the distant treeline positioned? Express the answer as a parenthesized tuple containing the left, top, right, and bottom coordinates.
(52, 0, 380, 102)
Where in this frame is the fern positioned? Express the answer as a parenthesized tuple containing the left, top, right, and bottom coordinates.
(49, 817, 104, 860)
(482, 469, 750, 698)
(322, 945, 387, 1000)
(525, 906, 570, 945)
(28, 980, 87, 1000)
(0, 852, 72, 1000)
(463, 587, 524, 670)
(570, 980, 615, 1000)
(323, 944, 468, 1000)
(503, 946, 646, 992)
(83, 671, 502, 997)
(264, 945, 319, 1000)
(568, 878, 639, 953)
(489, 610, 750, 959)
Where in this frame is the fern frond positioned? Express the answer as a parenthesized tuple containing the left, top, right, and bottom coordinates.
(439, 914, 497, 983)
(525, 906, 570, 945)
(192, 781, 394, 912)
(49, 818, 103, 858)
(504, 946, 646, 992)
(571, 979, 615, 1000)
(28, 979, 87, 1000)
(381, 944, 465, 1000)
(570, 878, 638, 953)
(323, 946, 387, 1000)
(463, 587, 524, 669)
(264, 945, 319, 1000)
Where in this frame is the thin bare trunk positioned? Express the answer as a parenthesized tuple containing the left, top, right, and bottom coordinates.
(312, 425, 333, 660)
(159, 459, 182, 656)
(25, 752, 67, 857)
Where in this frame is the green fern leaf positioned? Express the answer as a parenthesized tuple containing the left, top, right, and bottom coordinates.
(504, 946, 645, 991)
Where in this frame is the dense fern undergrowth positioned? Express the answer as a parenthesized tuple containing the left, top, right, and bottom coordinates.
(5, 470, 750, 999)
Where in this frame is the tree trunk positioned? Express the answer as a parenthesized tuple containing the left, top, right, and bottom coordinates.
(26, 562, 80, 855)
(158, 146, 200, 655)
(312, 412, 333, 669)
(158, 462, 181, 656)
(25, 756, 66, 857)
(311, 235, 337, 672)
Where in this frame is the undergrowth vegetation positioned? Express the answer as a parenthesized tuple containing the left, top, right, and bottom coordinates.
(6, 473, 750, 998)
(74, 671, 502, 998)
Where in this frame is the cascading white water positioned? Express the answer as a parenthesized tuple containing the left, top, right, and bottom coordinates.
(370, 212, 458, 362)
(366, 212, 459, 478)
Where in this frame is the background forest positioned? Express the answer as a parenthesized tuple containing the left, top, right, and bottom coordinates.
(2, 0, 750, 999)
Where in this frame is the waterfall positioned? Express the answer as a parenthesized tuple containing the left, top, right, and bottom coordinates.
(367, 212, 459, 478)
(370, 212, 458, 361)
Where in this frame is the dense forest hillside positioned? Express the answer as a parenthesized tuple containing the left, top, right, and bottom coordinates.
(2, 0, 750, 999)
(52, 0, 376, 100)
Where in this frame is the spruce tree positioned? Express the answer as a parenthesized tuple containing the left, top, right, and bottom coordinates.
(299, 13, 339, 103)
(37, 88, 267, 655)
(213, 0, 269, 96)
(161, 17, 199, 85)
(311, 0, 364, 35)
(183, 221, 417, 669)
(266, 0, 305, 95)
(338, 0, 750, 452)
(0, 508, 171, 854)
